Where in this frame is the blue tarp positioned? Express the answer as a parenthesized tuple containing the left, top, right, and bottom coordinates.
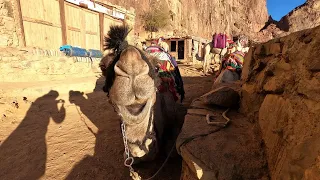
(59, 45, 103, 58)
(88, 49, 103, 58)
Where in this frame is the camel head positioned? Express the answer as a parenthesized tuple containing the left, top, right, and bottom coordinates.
(103, 25, 161, 161)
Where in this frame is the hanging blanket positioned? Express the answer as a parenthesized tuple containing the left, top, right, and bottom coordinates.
(145, 46, 185, 102)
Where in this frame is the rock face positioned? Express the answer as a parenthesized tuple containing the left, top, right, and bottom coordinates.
(278, 0, 320, 33)
(240, 25, 320, 179)
(258, 0, 320, 42)
(101, 0, 269, 39)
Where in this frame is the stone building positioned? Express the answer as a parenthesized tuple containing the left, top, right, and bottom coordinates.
(145, 36, 210, 62)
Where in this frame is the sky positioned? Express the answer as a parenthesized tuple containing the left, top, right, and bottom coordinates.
(267, 0, 307, 21)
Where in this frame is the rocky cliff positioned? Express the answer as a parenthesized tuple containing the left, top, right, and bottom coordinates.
(100, 0, 269, 40)
(241, 25, 320, 179)
(278, 0, 320, 33)
(258, 0, 320, 41)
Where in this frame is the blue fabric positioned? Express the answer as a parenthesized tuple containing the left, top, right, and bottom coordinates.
(60, 45, 88, 57)
(60, 45, 103, 58)
(88, 49, 103, 58)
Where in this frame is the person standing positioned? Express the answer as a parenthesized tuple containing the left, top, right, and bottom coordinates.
(158, 37, 169, 52)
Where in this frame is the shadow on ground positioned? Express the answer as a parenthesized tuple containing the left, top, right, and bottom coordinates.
(66, 77, 188, 180)
(0, 90, 66, 180)
(0, 73, 214, 180)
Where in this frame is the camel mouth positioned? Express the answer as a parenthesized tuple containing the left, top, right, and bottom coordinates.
(116, 94, 155, 125)
(125, 103, 147, 116)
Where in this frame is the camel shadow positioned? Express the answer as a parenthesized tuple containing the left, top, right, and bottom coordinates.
(0, 90, 66, 180)
(66, 77, 185, 180)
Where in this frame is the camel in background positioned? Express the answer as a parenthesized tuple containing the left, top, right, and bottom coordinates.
(203, 35, 249, 75)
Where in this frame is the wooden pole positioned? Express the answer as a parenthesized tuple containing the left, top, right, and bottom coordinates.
(15, 0, 26, 47)
(99, 13, 104, 51)
(59, 0, 67, 45)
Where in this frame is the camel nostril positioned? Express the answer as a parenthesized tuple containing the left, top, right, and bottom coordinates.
(126, 103, 147, 116)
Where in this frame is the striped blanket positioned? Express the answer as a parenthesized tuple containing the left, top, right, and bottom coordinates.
(222, 51, 245, 71)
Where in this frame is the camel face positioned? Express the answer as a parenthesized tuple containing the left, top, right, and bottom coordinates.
(110, 47, 156, 107)
(103, 25, 182, 162)
(108, 47, 158, 159)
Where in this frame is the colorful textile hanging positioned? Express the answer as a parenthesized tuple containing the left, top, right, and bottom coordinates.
(213, 33, 227, 49)
(145, 46, 185, 102)
(222, 51, 245, 71)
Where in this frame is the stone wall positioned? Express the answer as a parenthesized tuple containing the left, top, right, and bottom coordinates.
(0, 0, 19, 47)
(0, 47, 101, 83)
(240, 25, 320, 179)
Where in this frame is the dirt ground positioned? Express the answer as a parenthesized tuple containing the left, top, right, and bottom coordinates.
(0, 64, 214, 180)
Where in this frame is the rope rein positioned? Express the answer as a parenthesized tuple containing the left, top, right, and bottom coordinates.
(72, 95, 231, 180)
(120, 120, 177, 180)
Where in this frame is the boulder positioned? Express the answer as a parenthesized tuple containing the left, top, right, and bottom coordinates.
(213, 70, 240, 85)
(240, 25, 320, 179)
(200, 84, 240, 108)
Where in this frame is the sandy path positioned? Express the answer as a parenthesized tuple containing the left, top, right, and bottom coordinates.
(0, 64, 214, 180)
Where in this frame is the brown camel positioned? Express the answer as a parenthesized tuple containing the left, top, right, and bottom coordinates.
(101, 25, 183, 168)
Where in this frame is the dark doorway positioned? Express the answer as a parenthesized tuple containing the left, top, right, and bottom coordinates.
(171, 41, 177, 52)
(178, 40, 184, 60)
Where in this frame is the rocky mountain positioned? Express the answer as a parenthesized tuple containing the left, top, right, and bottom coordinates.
(100, 0, 269, 40)
(277, 0, 320, 33)
(100, 0, 319, 43)
(258, 0, 320, 41)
